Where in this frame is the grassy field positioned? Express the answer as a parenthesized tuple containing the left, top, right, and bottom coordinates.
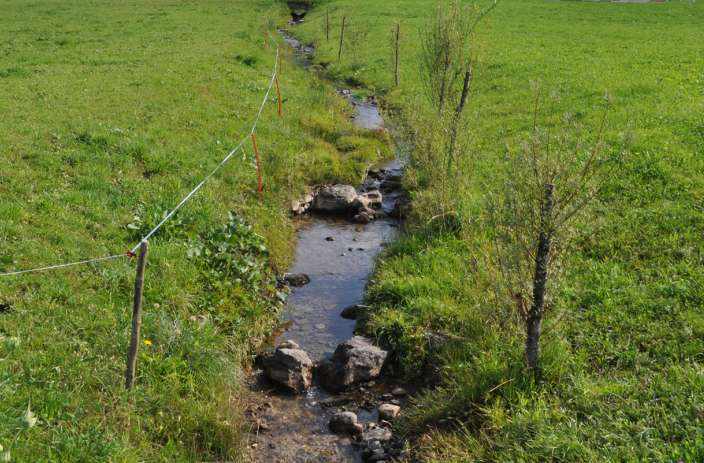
(0, 0, 390, 460)
(294, 0, 704, 461)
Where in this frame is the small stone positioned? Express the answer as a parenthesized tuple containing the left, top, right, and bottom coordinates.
(325, 236, 335, 241)
(378, 403, 401, 421)
(255, 418, 270, 431)
(391, 387, 407, 397)
(379, 419, 392, 428)
(278, 340, 300, 349)
(189, 314, 209, 328)
(353, 208, 374, 224)
(315, 323, 326, 330)
(363, 426, 393, 443)
(319, 397, 352, 408)
(361, 190, 383, 208)
(329, 411, 363, 436)
(283, 273, 311, 287)
(367, 451, 388, 462)
(341, 304, 369, 320)
(354, 195, 372, 210)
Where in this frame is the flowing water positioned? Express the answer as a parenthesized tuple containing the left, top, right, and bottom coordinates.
(248, 26, 405, 463)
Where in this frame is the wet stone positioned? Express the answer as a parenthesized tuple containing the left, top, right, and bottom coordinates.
(312, 184, 358, 213)
(391, 387, 407, 397)
(353, 208, 375, 224)
(318, 336, 388, 392)
(329, 411, 363, 436)
(378, 404, 400, 421)
(363, 426, 393, 442)
(263, 342, 314, 393)
(340, 304, 369, 320)
(283, 273, 311, 287)
(360, 190, 383, 208)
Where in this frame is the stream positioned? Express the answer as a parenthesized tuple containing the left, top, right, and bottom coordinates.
(247, 21, 406, 463)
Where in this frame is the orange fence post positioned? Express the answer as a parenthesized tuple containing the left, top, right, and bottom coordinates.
(275, 76, 283, 118)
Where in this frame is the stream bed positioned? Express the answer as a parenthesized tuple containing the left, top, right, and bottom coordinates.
(247, 25, 406, 463)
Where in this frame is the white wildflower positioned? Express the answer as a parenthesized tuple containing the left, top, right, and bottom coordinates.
(23, 404, 37, 428)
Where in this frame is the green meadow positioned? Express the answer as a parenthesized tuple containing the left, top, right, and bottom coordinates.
(2, 0, 703, 461)
(0, 0, 388, 460)
(294, 0, 704, 461)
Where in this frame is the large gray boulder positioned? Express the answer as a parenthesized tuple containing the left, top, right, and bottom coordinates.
(318, 336, 388, 392)
(263, 341, 313, 393)
(312, 185, 358, 213)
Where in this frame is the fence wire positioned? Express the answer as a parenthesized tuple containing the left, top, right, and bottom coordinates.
(1, 48, 280, 278)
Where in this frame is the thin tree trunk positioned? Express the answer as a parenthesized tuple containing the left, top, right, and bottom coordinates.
(438, 50, 449, 113)
(526, 183, 554, 372)
(326, 9, 330, 42)
(338, 17, 346, 62)
(446, 66, 472, 176)
(394, 23, 400, 87)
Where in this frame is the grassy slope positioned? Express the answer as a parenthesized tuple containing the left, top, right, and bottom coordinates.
(0, 0, 389, 461)
(295, 0, 704, 461)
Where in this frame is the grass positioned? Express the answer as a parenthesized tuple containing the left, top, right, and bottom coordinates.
(0, 0, 389, 461)
(293, 0, 704, 461)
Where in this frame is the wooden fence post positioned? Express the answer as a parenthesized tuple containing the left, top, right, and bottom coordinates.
(275, 76, 283, 118)
(125, 240, 148, 390)
(338, 16, 346, 62)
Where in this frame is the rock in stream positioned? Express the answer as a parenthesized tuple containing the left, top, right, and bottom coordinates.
(312, 184, 359, 213)
(263, 340, 314, 393)
(318, 336, 388, 392)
